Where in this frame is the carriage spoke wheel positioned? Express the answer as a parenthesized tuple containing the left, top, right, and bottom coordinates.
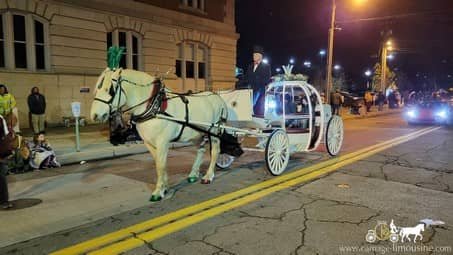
(326, 115, 344, 156)
(216, 153, 235, 169)
(265, 129, 290, 176)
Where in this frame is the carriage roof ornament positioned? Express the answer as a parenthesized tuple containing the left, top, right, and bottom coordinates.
(272, 64, 308, 82)
(107, 46, 125, 70)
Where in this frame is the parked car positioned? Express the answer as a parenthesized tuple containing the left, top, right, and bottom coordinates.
(339, 91, 364, 108)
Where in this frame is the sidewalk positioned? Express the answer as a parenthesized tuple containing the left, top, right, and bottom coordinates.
(20, 124, 189, 166)
(19, 106, 402, 166)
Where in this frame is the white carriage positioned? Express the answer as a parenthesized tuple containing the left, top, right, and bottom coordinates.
(216, 80, 344, 175)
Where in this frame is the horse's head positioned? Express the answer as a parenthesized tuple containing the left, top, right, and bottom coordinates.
(91, 68, 127, 122)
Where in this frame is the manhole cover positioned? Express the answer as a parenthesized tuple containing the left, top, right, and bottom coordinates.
(0, 198, 42, 211)
(336, 184, 350, 189)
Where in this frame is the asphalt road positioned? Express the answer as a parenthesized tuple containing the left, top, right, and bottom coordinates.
(1, 113, 452, 255)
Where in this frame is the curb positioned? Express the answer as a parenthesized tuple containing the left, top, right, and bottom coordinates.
(57, 142, 191, 165)
(342, 109, 402, 120)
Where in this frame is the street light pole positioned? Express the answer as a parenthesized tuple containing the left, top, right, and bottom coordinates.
(380, 43, 387, 92)
(326, 0, 336, 104)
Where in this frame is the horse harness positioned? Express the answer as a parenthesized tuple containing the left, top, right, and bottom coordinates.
(94, 72, 224, 143)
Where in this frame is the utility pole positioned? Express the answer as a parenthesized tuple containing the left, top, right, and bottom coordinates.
(380, 43, 387, 92)
(380, 30, 392, 92)
(325, 0, 336, 104)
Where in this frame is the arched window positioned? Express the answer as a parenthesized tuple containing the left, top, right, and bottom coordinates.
(107, 30, 142, 70)
(0, 12, 49, 70)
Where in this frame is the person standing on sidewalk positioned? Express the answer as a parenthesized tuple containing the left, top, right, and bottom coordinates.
(27, 87, 46, 134)
(377, 92, 385, 111)
(0, 84, 20, 134)
(331, 89, 342, 115)
(364, 91, 373, 112)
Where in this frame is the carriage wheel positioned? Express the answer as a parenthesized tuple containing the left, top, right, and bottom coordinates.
(325, 115, 344, 156)
(216, 154, 235, 169)
(265, 129, 290, 176)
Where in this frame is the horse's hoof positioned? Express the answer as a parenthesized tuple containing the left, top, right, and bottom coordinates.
(201, 179, 212, 184)
(149, 194, 162, 202)
(187, 176, 198, 183)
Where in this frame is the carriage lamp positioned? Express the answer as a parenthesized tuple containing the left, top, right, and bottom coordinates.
(266, 98, 277, 110)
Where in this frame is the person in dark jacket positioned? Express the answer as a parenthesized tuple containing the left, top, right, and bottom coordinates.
(0, 114, 13, 209)
(331, 90, 343, 115)
(245, 46, 271, 115)
(27, 87, 46, 134)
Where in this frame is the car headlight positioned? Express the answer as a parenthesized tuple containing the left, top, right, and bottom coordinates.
(406, 110, 417, 118)
(435, 110, 448, 119)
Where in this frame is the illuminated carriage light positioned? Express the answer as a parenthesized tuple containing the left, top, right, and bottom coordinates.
(266, 99, 277, 109)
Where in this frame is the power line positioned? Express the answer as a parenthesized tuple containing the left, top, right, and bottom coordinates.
(337, 9, 453, 24)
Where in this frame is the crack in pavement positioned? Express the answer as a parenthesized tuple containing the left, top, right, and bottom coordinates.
(130, 231, 169, 255)
(312, 211, 382, 226)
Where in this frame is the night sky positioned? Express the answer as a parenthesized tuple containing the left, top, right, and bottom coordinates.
(235, 0, 453, 90)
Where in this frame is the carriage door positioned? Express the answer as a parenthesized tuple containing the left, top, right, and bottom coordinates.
(284, 84, 312, 152)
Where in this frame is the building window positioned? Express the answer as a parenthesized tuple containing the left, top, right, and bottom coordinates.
(180, 0, 205, 12)
(176, 41, 208, 80)
(13, 15, 27, 68)
(107, 30, 142, 70)
(0, 12, 49, 71)
(34, 20, 45, 70)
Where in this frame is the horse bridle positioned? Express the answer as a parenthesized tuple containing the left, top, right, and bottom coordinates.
(93, 69, 167, 123)
(93, 70, 126, 111)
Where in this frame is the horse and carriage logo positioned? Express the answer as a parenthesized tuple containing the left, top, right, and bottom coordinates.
(366, 219, 445, 243)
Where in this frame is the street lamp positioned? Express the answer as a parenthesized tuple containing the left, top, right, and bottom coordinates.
(365, 70, 372, 77)
(262, 58, 269, 64)
(334, 64, 341, 70)
(319, 49, 326, 56)
(289, 58, 295, 64)
(275, 67, 281, 73)
(387, 54, 394, 60)
(304, 61, 312, 68)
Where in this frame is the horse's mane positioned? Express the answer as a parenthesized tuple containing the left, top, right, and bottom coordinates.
(122, 69, 155, 83)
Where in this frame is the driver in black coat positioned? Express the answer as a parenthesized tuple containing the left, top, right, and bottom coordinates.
(245, 46, 271, 115)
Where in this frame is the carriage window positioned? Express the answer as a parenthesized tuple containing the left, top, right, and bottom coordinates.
(107, 30, 142, 70)
(0, 15, 4, 68)
(284, 86, 310, 130)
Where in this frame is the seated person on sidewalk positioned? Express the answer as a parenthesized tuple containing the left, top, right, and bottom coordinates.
(28, 132, 60, 170)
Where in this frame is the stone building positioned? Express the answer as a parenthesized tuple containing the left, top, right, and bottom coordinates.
(0, 0, 237, 127)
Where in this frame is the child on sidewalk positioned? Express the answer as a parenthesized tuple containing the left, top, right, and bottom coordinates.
(29, 132, 60, 170)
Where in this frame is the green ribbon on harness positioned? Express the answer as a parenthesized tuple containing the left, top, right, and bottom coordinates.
(107, 46, 125, 70)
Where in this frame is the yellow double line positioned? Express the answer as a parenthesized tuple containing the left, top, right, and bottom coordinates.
(52, 127, 438, 255)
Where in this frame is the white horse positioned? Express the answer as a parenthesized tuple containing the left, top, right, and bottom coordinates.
(90, 68, 228, 201)
(399, 223, 425, 243)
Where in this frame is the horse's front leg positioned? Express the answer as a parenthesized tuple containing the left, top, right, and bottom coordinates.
(188, 139, 207, 183)
(201, 137, 220, 184)
(146, 142, 170, 202)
